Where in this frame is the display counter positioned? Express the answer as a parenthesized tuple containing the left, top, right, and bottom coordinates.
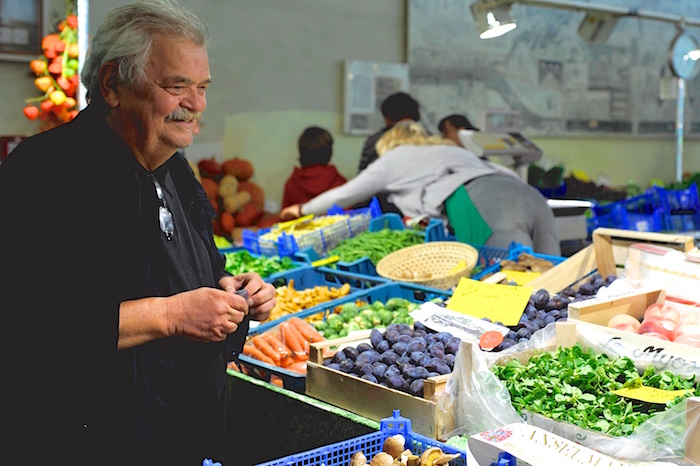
(225, 369, 378, 465)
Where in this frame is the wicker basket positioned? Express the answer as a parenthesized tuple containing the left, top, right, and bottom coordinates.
(375, 241, 478, 289)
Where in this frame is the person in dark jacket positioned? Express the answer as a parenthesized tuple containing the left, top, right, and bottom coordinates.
(0, 2, 276, 465)
(356, 92, 422, 213)
(281, 126, 347, 209)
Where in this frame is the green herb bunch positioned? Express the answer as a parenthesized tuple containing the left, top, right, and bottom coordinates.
(492, 344, 699, 437)
(223, 250, 297, 278)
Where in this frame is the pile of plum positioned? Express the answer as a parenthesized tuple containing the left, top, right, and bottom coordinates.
(323, 322, 459, 398)
(483, 272, 618, 352)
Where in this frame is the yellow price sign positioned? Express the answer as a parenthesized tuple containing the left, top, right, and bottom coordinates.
(612, 386, 693, 404)
(446, 277, 531, 326)
(502, 270, 540, 286)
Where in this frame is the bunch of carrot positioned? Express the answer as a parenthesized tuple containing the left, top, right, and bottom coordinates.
(242, 316, 324, 375)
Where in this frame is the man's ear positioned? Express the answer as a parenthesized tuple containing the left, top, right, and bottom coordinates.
(99, 62, 120, 108)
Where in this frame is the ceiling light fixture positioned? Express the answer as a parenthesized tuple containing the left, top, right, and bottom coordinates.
(470, 1, 517, 40)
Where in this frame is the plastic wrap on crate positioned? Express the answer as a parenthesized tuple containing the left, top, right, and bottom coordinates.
(256, 410, 467, 466)
(219, 247, 311, 283)
(242, 198, 382, 258)
(253, 267, 389, 335)
(473, 242, 566, 280)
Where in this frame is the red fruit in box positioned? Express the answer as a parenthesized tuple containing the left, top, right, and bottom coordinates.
(644, 303, 680, 324)
(638, 318, 677, 341)
(607, 314, 640, 332)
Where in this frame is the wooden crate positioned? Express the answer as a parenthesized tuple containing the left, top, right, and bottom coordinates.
(526, 228, 695, 294)
(463, 322, 699, 464)
(567, 287, 665, 325)
(305, 332, 453, 440)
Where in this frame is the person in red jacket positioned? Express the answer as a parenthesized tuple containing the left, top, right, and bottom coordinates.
(281, 126, 347, 209)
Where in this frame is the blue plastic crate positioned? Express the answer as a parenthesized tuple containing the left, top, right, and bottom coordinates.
(257, 281, 452, 335)
(257, 410, 467, 466)
(592, 202, 665, 232)
(471, 244, 510, 280)
(242, 198, 382, 257)
(219, 247, 311, 283)
(649, 183, 700, 231)
(253, 267, 389, 334)
(294, 213, 448, 277)
(241, 282, 450, 393)
(233, 353, 306, 394)
(472, 242, 566, 280)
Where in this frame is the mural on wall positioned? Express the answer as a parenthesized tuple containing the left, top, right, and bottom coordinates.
(408, 0, 700, 136)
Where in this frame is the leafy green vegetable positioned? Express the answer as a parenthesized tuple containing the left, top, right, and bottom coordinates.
(327, 228, 424, 265)
(492, 344, 700, 437)
(223, 250, 298, 278)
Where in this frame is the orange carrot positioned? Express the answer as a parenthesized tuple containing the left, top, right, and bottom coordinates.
(262, 333, 291, 359)
(242, 343, 275, 365)
(279, 321, 307, 356)
(286, 361, 307, 374)
(251, 334, 282, 363)
(279, 355, 295, 368)
(269, 375, 284, 387)
(289, 316, 325, 343)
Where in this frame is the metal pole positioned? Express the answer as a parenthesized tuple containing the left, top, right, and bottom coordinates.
(676, 77, 686, 183)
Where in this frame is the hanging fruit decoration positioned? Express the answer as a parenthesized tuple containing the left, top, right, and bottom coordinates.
(23, 2, 80, 132)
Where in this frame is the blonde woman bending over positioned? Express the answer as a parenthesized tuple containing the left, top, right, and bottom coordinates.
(281, 121, 560, 255)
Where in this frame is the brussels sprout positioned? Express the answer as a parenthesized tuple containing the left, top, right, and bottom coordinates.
(314, 321, 329, 332)
(340, 302, 359, 319)
(327, 314, 344, 333)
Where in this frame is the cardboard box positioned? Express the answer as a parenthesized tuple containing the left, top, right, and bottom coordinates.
(461, 322, 700, 463)
(305, 332, 453, 440)
(527, 228, 695, 294)
(468, 422, 687, 466)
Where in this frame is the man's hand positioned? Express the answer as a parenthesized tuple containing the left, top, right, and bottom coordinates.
(219, 272, 276, 323)
(166, 287, 250, 342)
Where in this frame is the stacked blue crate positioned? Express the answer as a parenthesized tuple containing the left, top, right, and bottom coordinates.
(257, 410, 467, 466)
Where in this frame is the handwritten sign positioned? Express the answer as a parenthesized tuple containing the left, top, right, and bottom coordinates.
(503, 270, 541, 285)
(612, 385, 693, 404)
(446, 277, 531, 326)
